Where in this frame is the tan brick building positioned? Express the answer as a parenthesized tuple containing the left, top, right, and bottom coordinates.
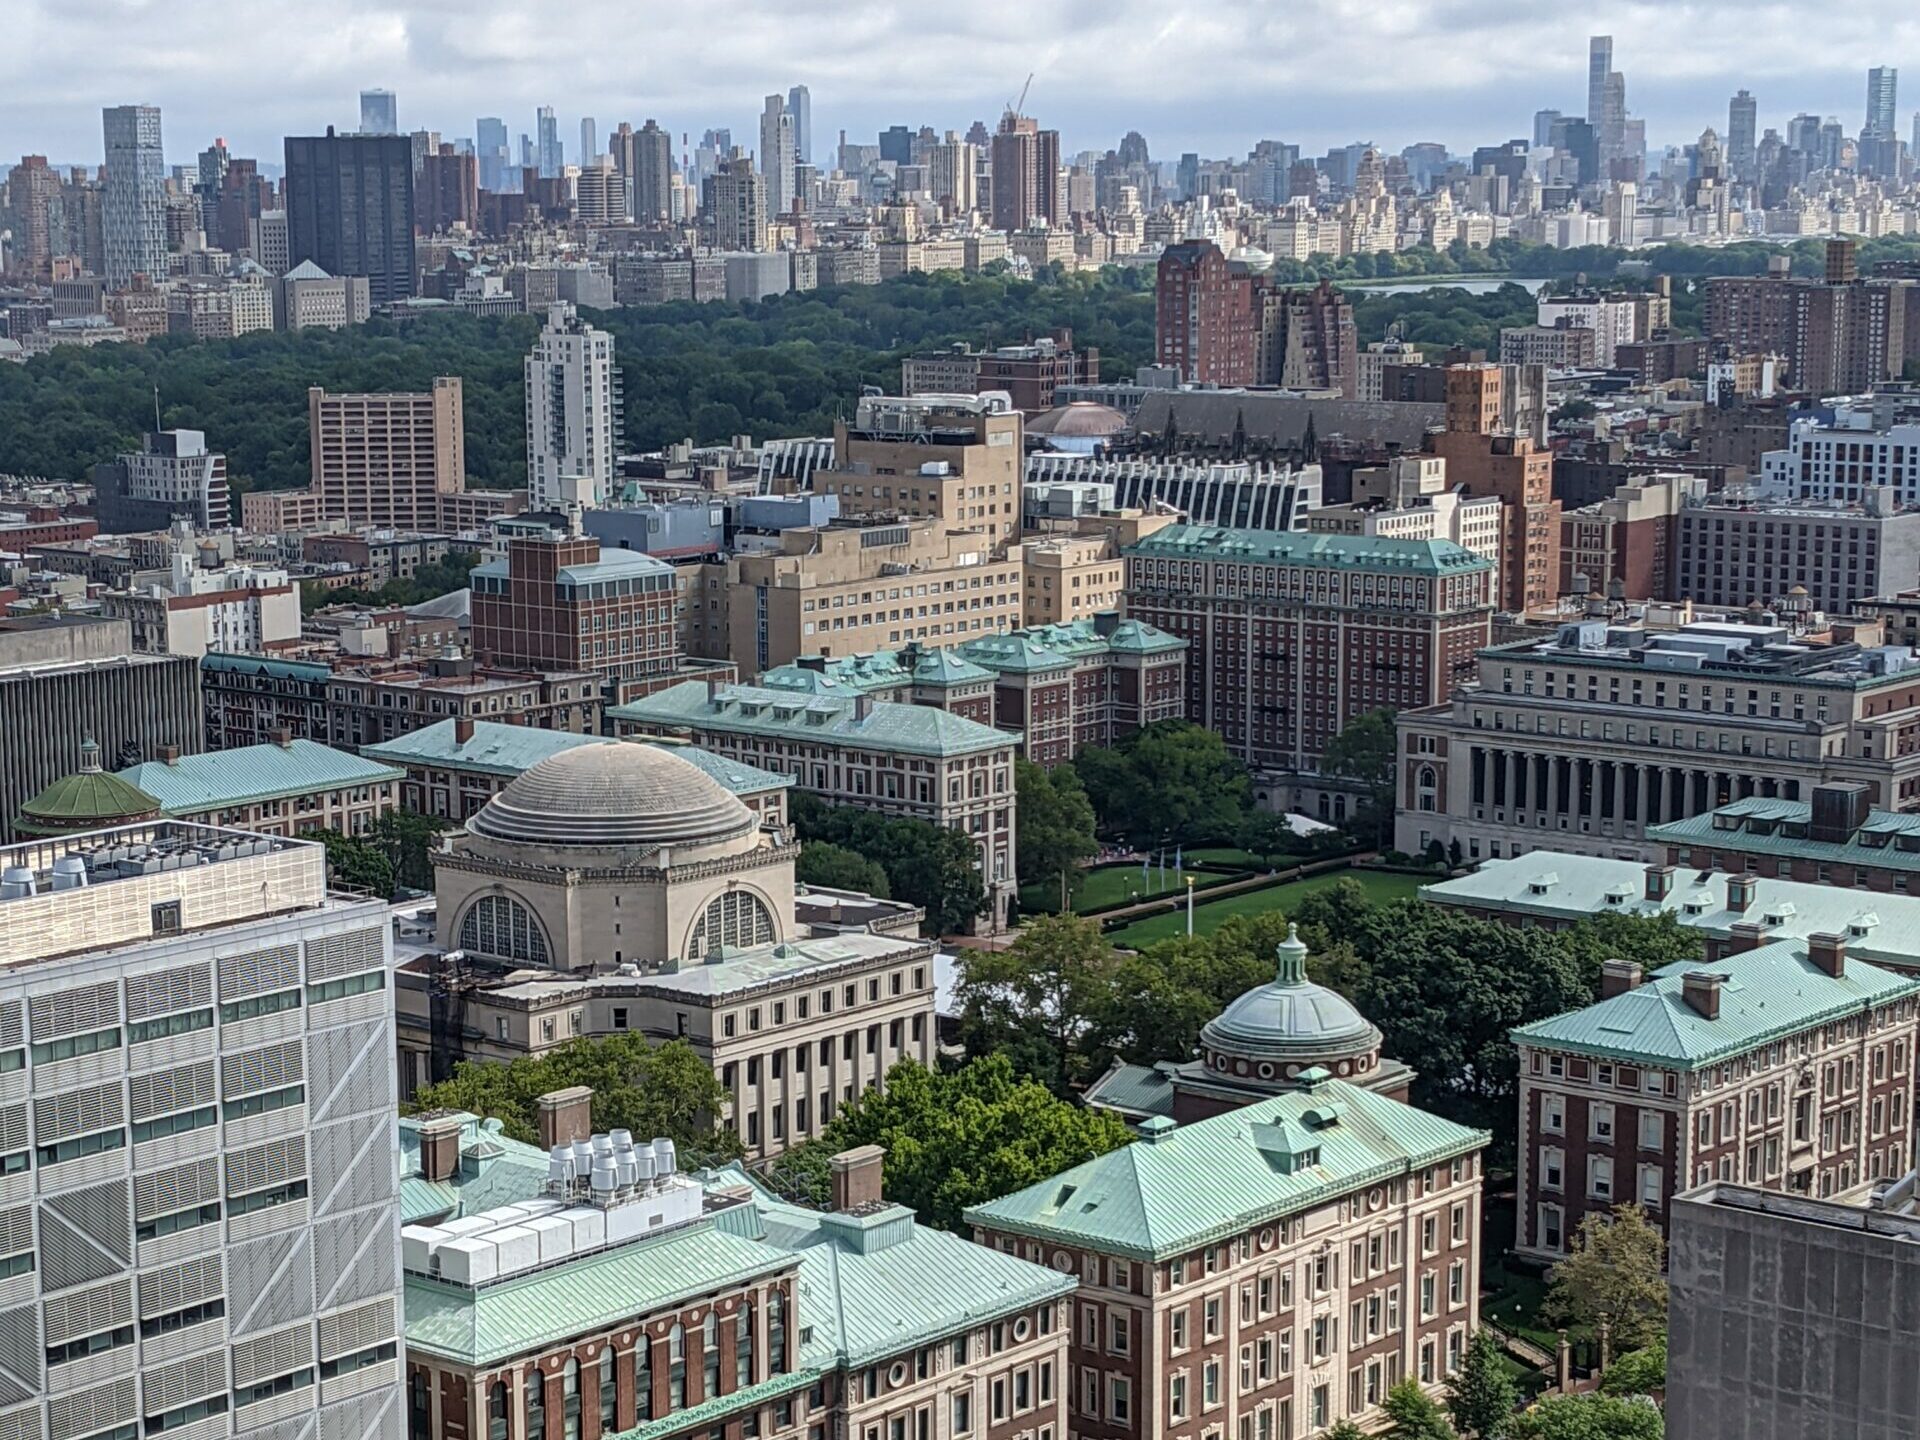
(813, 394, 1024, 548)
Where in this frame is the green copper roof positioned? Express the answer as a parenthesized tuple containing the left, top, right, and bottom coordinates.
(1124, 523, 1492, 575)
(1082, 1060, 1179, 1121)
(361, 721, 791, 796)
(964, 1077, 1486, 1261)
(202, 651, 332, 682)
(397, 1112, 552, 1228)
(958, 617, 1186, 673)
(612, 681, 1016, 759)
(1511, 940, 1920, 1070)
(119, 740, 403, 815)
(405, 1222, 790, 1367)
(1648, 798, 1920, 875)
(15, 737, 161, 834)
(701, 1167, 1075, 1368)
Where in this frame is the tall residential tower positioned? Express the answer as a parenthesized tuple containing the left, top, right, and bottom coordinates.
(101, 105, 167, 287)
(525, 303, 621, 510)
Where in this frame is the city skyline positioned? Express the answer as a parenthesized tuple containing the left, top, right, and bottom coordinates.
(8, 2, 1920, 169)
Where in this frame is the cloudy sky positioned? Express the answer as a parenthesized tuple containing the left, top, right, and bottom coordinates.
(7, 0, 1920, 170)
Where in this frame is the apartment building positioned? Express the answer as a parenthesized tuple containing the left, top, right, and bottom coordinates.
(813, 394, 1023, 548)
(240, 378, 524, 532)
(1498, 324, 1598, 370)
(0, 820, 401, 1439)
(103, 556, 302, 659)
(90, 429, 229, 533)
(470, 522, 680, 698)
(1673, 491, 1920, 615)
(967, 1071, 1488, 1440)
(1124, 525, 1493, 819)
(1760, 401, 1920, 508)
(1706, 245, 1904, 396)
(399, 1119, 1072, 1440)
(611, 679, 1019, 928)
(1425, 365, 1560, 614)
(696, 519, 1025, 679)
(901, 335, 1098, 415)
(1508, 927, 1919, 1259)
(1021, 535, 1127, 625)
(1558, 473, 1703, 602)
(1534, 292, 1637, 366)
(199, 651, 601, 752)
(1393, 611, 1920, 864)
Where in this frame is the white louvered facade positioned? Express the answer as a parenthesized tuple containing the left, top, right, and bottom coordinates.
(0, 825, 402, 1440)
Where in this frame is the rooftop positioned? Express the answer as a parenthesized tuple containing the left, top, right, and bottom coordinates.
(119, 738, 403, 815)
(468, 743, 756, 851)
(1424, 851, 1920, 977)
(1676, 1172, 1920, 1244)
(1647, 794, 1920, 874)
(964, 1075, 1486, 1261)
(612, 681, 1016, 759)
(1511, 939, 1920, 1069)
(362, 721, 792, 797)
(1484, 616, 1915, 686)
(1125, 522, 1491, 576)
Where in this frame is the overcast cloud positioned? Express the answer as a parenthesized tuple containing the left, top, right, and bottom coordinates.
(6, 1, 1920, 169)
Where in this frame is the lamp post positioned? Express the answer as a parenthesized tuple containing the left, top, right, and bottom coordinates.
(1185, 874, 1196, 937)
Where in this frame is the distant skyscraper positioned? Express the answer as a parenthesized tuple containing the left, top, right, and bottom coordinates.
(788, 85, 812, 166)
(708, 153, 768, 251)
(990, 111, 1059, 230)
(879, 125, 913, 166)
(283, 128, 417, 305)
(624, 119, 674, 224)
(360, 87, 398, 134)
(1533, 109, 1563, 150)
(526, 302, 620, 509)
(194, 137, 228, 237)
(1868, 66, 1900, 137)
(759, 94, 797, 217)
(536, 105, 562, 178)
(101, 104, 167, 287)
(4, 156, 58, 278)
(1727, 90, 1758, 183)
(476, 116, 510, 191)
(579, 116, 597, 164)
(1587, 36, 1611, 124)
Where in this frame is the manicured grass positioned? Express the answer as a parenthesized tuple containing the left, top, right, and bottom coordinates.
(1106, 869, 1427, 947)
(1020, 862, 1244, 915)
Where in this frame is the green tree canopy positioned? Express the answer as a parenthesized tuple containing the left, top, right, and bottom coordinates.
(1382, 1378, 1458, 1438)
(795, 841, 892, 898)
(1599, 1337, 1667, 1398)
(373, 809, 454, 893)
(954, 914, 1123, 1095)
(791, 794, 985, 934)
(412, 1034, 740, 1163)
(1321, 707, 1399, 846)
(318, 830, 395, 898)
(1015, 758, 1099, 906)
(1447, 1326, 1519, 1437)
(1545, 1205, 1668, 1351)
(1505, 1394, 1663, 1440)
(1074, 721, 1250, 849)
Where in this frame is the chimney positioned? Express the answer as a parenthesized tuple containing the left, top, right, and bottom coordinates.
(1807, 932, 1846, 979)
(1600, 960, 1644, 998)
(454, 715, 475, 746)
(536, 1086, 594, 1150)
(1727, 921, 1768, 954)
(853, 693, 873, 723)
(829, 1144, 886, 1212)
(158, 744, 181, 767)
(416, 1112, 464, 1183)
(1093, 609, 1120, 638)
(1643, 864, 1674, 901)
(271, 725, 293, 750)
(1809, 782, 1871, 844)
(1725, 873, 1756, 914)
(1681, 970, 1723, 1021)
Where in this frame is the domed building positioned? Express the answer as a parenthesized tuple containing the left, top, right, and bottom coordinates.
(1085, 925, 1413, 1126)
(1023, 401, 1130, 454)
(13, 736, 162, 837)
(432, 741, 797, 973)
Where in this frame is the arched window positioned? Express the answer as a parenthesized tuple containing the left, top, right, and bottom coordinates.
(768, 1291, 787, 1375)
(735, 1296, 754, 1389)
(600, 1348, 617, 1431)
(561, 1357, 581, 1440)
(688, 890, 774, 960)
(702, 1311, 720, 1401)
(635, 1338, 653, 1423)
(526, 1368, 547, 1440)
(461, 894, 550, 966)
(668, 1323, 686, 1409)
(488, 1382, 510, 1440)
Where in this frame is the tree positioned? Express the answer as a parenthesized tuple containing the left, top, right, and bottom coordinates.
(796, 841, 891, 898)
(412, 1034, 741, 1163)
(373, 809, 453, 893)
(1237, 809, 1296, 868)
(790, 794, 986, 935)
(1505, 1394, 1663, 1440)
(1324, 1423, 1370, 1440)
(1545, 1206, 1667, 1351)
(1599, 1337, 1666, 1398)
(1447, 1327, 1519, 1438)
(1015, 758, 1098, 907)
(317, 830, 394, 898)
(1382, 1378, 1458, 1438)
(954, 915, 1121, 1094)
(783, 1055, 1131, 1230)
(1321, 707, 1399, 845)
(1074, 721, 1249, 849)
(1558, 912, 1700, 979)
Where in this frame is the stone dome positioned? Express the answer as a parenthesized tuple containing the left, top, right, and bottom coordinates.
(1026, 402, 1130, 440)
(1200, 925, 1381, 1073)
(469, 742, 757, 850)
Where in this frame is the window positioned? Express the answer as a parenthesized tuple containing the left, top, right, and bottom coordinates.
(1170, 1374, 1188, 1423)
(1638, 1111, 1663, 1151)
(1448, 1261, 1465, 1307)
(952, 1392, 973, 1435)
(32, 1026, 121, 1065)
(1108, 1377, 1131, 1424)
(1589, 1156, 1614, 1201)
(1638, 1164, 1663, 1209)
(460, 894, 550, 965)
(689, 891, 775, 959)
(1589, 1102, 1615, 1142)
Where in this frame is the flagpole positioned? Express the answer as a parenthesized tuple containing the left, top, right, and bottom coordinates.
(1186, 875, 1195, 937)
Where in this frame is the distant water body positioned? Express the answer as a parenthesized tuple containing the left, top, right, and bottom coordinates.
(1345, 275, 1552, 296)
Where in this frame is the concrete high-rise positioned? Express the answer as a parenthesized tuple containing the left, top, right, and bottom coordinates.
(418, 143, 478, 232)
(990, 111, 1060, 230)
(4, 156, 58, 278)
(1426, 364, 1560, 613)
(101, 105, 168, 287)
(193, 138, 228, 239)
(616, 118, 674, 224)
(359, 86, 398, 134)
(1587, 35, 1612, 133)
(475, 116, 510, 191)
(536, 105, 562, 178)
(578, 115, 597, 164)
(759, 93, 797, 217)
(1727, 90, 1758, 183)
(707, 153, 767, 251)
(928, 132, 978, 217)
(1867, 66, 1900, 138)
(284, 128, 416, 305)
(525, 303, 621, 510)
(787, 84, 812, 165)
(0, 818, 403, 1437)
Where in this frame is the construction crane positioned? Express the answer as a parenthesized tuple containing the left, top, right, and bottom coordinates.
(1007, 72, 1034, 120)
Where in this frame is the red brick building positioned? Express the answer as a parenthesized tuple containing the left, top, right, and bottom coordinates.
(1425, 365, 1560, 614)
(1122, 524, 1492, 817)
(1510, 930, 1920, 1261)
(1154, 242, 1357, 396)
(471, 523, 681, 698)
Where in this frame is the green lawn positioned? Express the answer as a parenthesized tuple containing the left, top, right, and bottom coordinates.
(1106, 869, 1427, 947)
(1021, 862, 1244, 915)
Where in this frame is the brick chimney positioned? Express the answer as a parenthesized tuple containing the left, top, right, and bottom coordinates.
(1600, 960, 1644, 999)
(1725, 873, 1756, 914)
(1807, 932, 1847, 979)
(1681, 971, 1723, 1021)
(271, 725, 294, 750)
(1643, 865, 1674, 901)
(415, 1112, 464, 1182)
(829, 1144, 886, 1212)
(454, 715, 475, 745)
(158, 744, 181, 766)
(1727, 921, 1768, 954)
(536, 1086, 594, 1150)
